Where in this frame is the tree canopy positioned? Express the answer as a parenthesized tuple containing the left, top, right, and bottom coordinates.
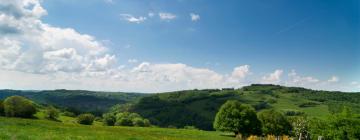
(3, 96, 37, 118)
(258, 109, 292, 136)
(213, 100, 262, 137)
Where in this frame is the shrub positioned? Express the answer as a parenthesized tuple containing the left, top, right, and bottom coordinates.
(77, 113, 95, 125)
(298, 102, 319, 108)
(103, 113, 116, 126)
(62, 111, 76, 117)
(115, 118, 133, 126)
(112, 112, 151, 127)
(282, 109, 305, 116)
(3, 96, 37, 118)
(45, 106, 60, 120)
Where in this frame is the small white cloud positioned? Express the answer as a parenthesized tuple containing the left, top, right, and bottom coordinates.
(351, 81, 359, 85)
(128, 59, 138, 63)
(287, 70, 319, 86)
(262, 69, 283, 84)
(190, 13, 200, 21)
(120, 14, 146, 24)
(159, 12, 176, 21)
(327, 76, 339, 82)
(148, 12, 155, 17)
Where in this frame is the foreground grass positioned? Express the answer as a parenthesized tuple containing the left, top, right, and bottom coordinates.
(0, 117, 233, 140)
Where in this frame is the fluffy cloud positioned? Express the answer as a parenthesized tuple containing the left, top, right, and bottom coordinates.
(0, 0, 111, 74)
(159, 12, 176, 20)
(262, 69, 283, 84)
(120, 14, 147, 24)
(286, 70, 319, 86)
(190, 13, 200, 21)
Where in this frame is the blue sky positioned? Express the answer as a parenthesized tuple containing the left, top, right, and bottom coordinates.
(0, 0, 359, 92)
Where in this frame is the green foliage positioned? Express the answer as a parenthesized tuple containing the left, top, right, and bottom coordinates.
(62, 111, 76, 117)
(0, 100, 4, 116)
(103, 113, 116, 126)
(3, 96, 37, 118)
(282, 109, 305, 116)
(258, 109, 292, 136)
(45, 106, 60, 120)
(310, 107, 360, 140)
(0, 89, 145, 115)
(213, 100, 262, 137)
(113, 112, 151, 127)
(289, 116, 310, 139)
(77, 113, 95, 125)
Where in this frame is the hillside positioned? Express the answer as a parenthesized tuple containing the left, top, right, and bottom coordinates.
(127, 84, 360, 130)
(0, 117, 232, 140)
(0, 89, 146, 115)
(1, 84, 359, 131)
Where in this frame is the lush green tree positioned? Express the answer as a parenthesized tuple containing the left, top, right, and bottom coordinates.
(103, 113, 116, 126)
(310, 107, 360, 140)
(0, 100, 4, 116)
(258, 109, 292, 136)
(289, 116, 309, 140)
(45, 106, 60, 120)
(3, 96, 37, 118)
(77, 113, 95, 125)
(213, 100, 262, 138)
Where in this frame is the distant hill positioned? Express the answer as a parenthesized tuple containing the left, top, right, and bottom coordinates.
(0, 89, 146, 115)
(127, 84, 360, 130)
(1, 84, 359, 131)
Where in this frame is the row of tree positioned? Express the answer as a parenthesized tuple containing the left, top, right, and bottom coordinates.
(213, 100, 360, 140)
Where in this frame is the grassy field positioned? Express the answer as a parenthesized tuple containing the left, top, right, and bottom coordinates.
(0, 117, 233, 140)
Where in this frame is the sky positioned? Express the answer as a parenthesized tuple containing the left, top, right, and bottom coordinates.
(0, 0, 359, 92)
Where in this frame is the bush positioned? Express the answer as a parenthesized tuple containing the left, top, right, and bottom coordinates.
(115, 118, 133, 126)
(45, 106, 60, 120)
(103, 113, 116, 126)
(62, 111, 76, 117)
(112, 112, 151, 127)
(282, 109, 305, 116)
(3, 96, 37, 118)
(77, 113, 95, 125)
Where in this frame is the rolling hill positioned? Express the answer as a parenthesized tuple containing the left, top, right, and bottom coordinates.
(1, 84, 359, 131)
(0, 89, 146, 115)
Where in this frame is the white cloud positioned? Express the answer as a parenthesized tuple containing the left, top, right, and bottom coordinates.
(190, 13, 200, 21)
(120, 14, 147, 24)
(231, 65, 250, 79)
(286, 70, 319, 86)
(262, 69, 283, 84)
(159, 12, 176, 21)
(148, 12, 155, 17)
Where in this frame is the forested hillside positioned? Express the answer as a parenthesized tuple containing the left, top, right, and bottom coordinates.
(126, 84, 360, 130)
(0, 89, 146, 115)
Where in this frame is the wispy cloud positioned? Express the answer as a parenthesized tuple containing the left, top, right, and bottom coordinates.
(120, 14, 147, 24)
(159, 12, 176, 21)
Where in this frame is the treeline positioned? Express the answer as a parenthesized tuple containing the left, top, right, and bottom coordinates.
(214, 100, 360, 140)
